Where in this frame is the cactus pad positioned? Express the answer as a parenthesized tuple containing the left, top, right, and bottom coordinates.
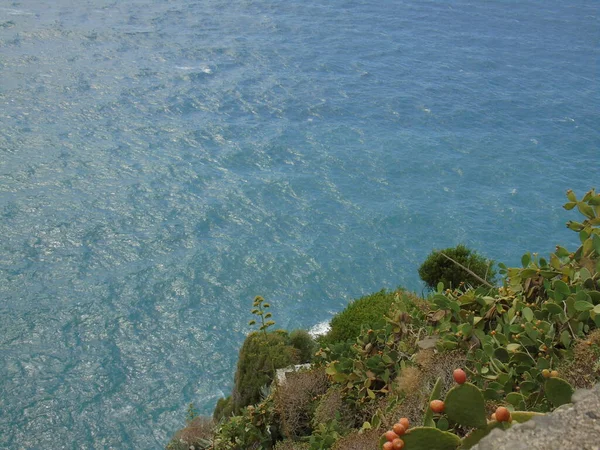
(545, 377, 574, 407)
(401, 426, 461, 450)
(423, 377, 444, 427)
(460, 421, 508, 449)
(444, 382, 487, 428)
(511, 411, 545, 423)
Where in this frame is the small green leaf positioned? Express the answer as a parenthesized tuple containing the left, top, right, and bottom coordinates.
(545, 377, 574, 407)
(560, 330, 571, 348)
(521, 252, 531, 268)
(436, 417, 449, 431)
(522, 307, 534, 322)
(593, 234, 600, 255)
(544, 302, 564, 315)
(554, 280, 570, 295)
(574, 301, 594, 311)
(593, 304, 600, 314)
(577, 202, 596, 219)
(506, 343, 520, 352)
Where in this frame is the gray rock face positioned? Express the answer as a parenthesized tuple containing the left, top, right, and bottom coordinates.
(472, 384, 600, 450)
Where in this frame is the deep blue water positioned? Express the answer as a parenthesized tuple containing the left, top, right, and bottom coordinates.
(0, 0, 598, 447)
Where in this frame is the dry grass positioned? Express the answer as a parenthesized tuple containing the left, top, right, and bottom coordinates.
(395, 366, 422, 395)
(379, 349, 467, 428)
(169, 416, 214, 449)
(559, 329, 600, 389)
(273, 440, 310, 450)
(331, 428, 382, 450)
(415, 349, 467, 398)
(274, 368, 329, 439)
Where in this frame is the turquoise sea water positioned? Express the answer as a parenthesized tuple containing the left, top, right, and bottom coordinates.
(0, 0, 598, 447)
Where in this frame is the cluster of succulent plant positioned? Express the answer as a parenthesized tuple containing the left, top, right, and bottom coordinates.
(168, 189, 600, 450)
(212, 392, 278, 450)
(379, 368, 561, 449)
(421, 189, 600, 412)
(319, 305, 417, 406)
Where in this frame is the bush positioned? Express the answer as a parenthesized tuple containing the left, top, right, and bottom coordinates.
(320, 289, 400, 346)
(274, 440, 310, 450)
(330, 428, 382, 450)
(274, 368, 328, 439)
(166, 416, 214, 450)
(418, 244, 495, 290)
(232, 330, 300, 413)
(289, 329, 317, 363)
(213, 396, 233, 422)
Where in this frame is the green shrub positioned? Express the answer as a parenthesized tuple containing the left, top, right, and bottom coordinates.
(418, 244, 496, 290)
(289, 329, 317, 363)
(232, 330, 300, 413)
(320, 289, 400, 346)
(213, 396, 234, 422)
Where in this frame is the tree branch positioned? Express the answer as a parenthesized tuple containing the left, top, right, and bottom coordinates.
(440, 252, 494, 288)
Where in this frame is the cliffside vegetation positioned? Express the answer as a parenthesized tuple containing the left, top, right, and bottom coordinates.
(167, 189, 600, 450)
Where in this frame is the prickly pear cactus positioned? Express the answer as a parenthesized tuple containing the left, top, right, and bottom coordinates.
(511, 411, 545, 423)
(444, 383, 487, 428)
(460, 421, 508, 449)
(423, 377, 444, 427)
(401, 426, 461, 450)
(545, 377, 574, 408)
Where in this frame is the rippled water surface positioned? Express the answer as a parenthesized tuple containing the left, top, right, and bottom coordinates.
(0, 0, 598, 447)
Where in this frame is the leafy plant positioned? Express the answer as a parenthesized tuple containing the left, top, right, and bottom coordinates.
(418, 244, 496, 290)
(232, 330, 300, 413)
(289, 329, 317, 363)
(320, 289, 402, 346)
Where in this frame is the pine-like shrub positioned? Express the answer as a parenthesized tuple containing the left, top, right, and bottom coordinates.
(418, 244, 495, 290)
(232, 330, 300, 413)
(289, 329, 317, 363)
(213, 396, 233, 422)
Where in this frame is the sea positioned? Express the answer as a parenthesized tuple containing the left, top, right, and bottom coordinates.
(0, 0, 598, 448)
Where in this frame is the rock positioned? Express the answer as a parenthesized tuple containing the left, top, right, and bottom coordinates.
(472, 384, 600, 450)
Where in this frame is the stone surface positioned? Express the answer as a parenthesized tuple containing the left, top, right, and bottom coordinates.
(472, 384, 600, 450)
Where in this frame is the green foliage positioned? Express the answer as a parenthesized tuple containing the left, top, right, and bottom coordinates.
(213, 396, 233, 422)
(320, 289, 402, 346)
(443, 383, 487, 428)
(460, 421, 508, 450)
(249, 295, 277, 336)
(186, 403, 198, 423)
(172, 189, 600, 450)
(289, 329, 317, 363)
(212, 393, 278, 450)
(544, 377, 574, 407)
(418, 244, 496, 290)
(308, 418, 342, 450)
(320, 304, 416, 409)
(232, 330, 300, 413)
(423, 377, 444, 427)
(388, 426, 461, 450)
